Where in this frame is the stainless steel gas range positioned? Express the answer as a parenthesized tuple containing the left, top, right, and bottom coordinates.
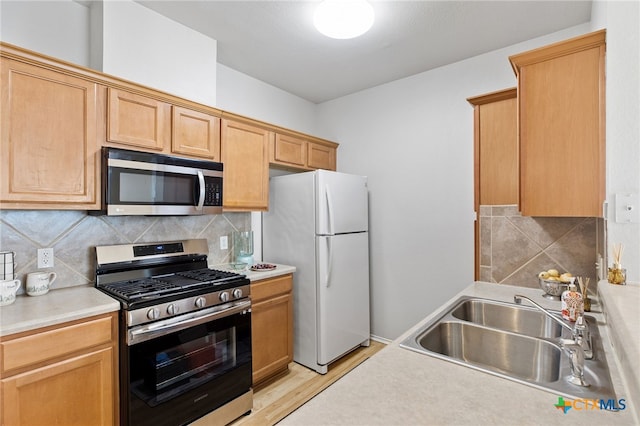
(95, 239, 252, 426)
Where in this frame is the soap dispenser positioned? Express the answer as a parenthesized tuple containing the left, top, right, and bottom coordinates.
(561, 280, 584, 322)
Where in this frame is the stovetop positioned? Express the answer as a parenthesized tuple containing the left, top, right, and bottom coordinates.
(95, 239, 249, 310)
(99, 268, 244, 303)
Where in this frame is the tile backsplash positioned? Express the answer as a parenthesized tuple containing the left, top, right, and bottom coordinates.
(479, 205, 602, 289)
(0, 210, 251, 294)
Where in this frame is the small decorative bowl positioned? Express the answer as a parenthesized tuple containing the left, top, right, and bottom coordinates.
(230, 262, 248, 271)
(538, 278, 569, 300)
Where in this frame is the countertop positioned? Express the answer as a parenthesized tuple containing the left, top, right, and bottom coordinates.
(0, 285, 120, 337)
(213, 263, 296, 282)
(280, 281, 639, 425)
(1, 263, 296, 337)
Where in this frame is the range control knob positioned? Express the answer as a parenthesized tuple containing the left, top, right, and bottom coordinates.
(219, 291, 230, 302)
(195, 297, 206, 309)
(232, 288, 243, 299)
(147, 307, 160, 320)
(166, 304, 179, 315)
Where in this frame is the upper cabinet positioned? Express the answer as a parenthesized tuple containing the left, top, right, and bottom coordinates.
(270, 133, 337, 171)
(1, 42, 339, 212)
(221, 116, 272, 211)
(468, 88, 517, 281)
(107, 88, 171, 151)
(510, 30, 606, 217)
(172, 106, 221, 160)
(307, 141, 336, 171)
(468, 88, 518, 208)
(107, 89, 221, 160)
(0, 57, 101, 209)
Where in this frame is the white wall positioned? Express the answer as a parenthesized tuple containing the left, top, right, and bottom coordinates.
(592, 1, 640, 282)
(316, 25, 591, 340)
(0, 0, 90, 66)
(100, 1, 217, 106)
(217, 64, 318, 136)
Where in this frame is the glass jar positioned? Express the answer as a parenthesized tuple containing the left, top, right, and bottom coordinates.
(607, 267, 626, 285)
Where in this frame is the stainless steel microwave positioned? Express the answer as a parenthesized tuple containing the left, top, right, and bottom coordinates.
(94, 147, 223, 216)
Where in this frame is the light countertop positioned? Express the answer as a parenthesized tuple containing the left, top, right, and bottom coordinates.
(0, 285, 120, 337)
(212, 262, 296, 282)
(1, 263, 296, 337)
(281, 281, 639, 425)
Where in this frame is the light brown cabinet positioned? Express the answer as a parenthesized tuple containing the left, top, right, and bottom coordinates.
(270, 134, 337, 171)
(307, 141, 336, 171)
(251, 274, 293, 386)
(221, 117, 272, 211)
(107, 89, 222, 160)
(1, 313, 118, 426)
(107, 87, 171, 152)
(468, 88, 517, 280)
(468, 88, 518, 206)
(172, 106, 221, 160)
(1, 41, 340, 213)
(0, 57, 101, 210)
(271, 133, 307, 169)
(509, 30, 606, 217)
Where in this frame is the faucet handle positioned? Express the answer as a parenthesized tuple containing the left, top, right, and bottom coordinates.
(572, 315, 593, 360)
(573, 315, 589, 339)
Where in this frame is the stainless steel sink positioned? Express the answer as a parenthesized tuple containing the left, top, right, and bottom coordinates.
(418, 321, 562, 382)
(450, 298, 565, 338)
(400, 297, 617, 402)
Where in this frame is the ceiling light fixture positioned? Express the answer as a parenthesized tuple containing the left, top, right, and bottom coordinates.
(314, 0, 375, 40)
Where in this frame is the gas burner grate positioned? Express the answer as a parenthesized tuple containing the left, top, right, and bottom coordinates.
(176, 268, 243, 283)
(101, 278, 181, 300)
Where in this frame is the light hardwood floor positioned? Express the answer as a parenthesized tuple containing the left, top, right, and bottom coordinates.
(233, 340, 386, 426)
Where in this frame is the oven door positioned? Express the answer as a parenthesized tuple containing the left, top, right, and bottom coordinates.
(123, 303, 251, 426)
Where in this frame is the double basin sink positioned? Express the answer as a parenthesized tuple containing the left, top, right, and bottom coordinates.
(400, 296, 616, 401)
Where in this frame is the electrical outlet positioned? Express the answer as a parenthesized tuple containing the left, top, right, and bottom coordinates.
(220, 236, 228, 250)
(37, 248, 54, 268)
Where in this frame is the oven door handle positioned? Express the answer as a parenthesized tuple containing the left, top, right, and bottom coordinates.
(128, 299, 251, 345)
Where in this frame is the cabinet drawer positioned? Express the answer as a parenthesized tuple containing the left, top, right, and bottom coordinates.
(1, 314, 115, 373)
(251, 274, 293, 303)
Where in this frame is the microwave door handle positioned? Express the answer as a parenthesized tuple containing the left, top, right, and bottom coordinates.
(196, 170, 205, 211)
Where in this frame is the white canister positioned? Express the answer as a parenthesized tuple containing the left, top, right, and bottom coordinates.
(26, 271, 57, 296)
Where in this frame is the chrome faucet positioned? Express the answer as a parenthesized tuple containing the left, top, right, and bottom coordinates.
(514, 294, 592, 387)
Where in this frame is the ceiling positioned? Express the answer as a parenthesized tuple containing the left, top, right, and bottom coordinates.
(137, 1, 592, 103)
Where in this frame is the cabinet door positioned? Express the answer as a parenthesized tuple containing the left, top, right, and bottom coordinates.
(221, 119, 271, 211)
(468, 88, 517, 281)
(1, 348, 115, 426)
(308, 142, 336, 171)
(251, 275, 293, 385)
(477, 95, 518, 205)
(172, 106, 221, 160)
(272, 134, 307, 168)
(0, 59, 100, 208)
(511, 30, 605, 217)
(108, 87, 171, 151)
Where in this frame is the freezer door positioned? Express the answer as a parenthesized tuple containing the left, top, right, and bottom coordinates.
(316, 232, 370, 366)
(316, 170, 368, 235)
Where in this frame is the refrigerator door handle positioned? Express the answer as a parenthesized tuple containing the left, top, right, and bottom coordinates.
(325, 184, 335, 235)
(325, 237, 333, 287)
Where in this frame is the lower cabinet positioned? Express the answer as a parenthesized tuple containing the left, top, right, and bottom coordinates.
(251, 274, 293, 386)
(1, 312, 118, 426)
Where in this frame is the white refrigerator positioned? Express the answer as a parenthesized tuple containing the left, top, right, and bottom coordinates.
(262, 170, 370, 374)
